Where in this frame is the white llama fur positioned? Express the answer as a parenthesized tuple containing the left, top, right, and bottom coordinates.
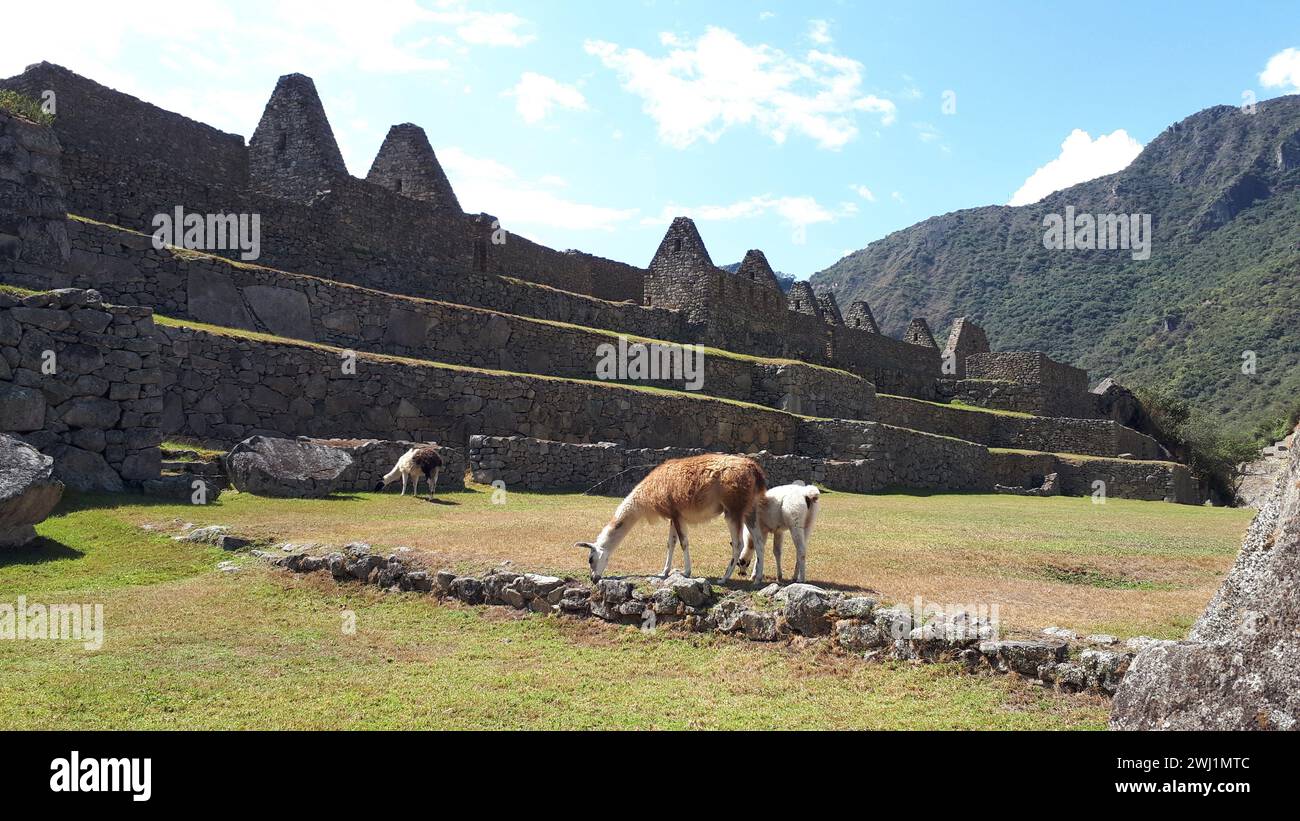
(739, 482, 820, 584)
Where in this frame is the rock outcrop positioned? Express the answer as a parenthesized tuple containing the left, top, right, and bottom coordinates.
(225, 435, 353, 498)
(0, 433, 64, 547)
(1111, 423, 1300, 730)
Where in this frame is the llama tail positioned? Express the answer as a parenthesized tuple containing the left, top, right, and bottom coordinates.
(803, 486, 820, 537)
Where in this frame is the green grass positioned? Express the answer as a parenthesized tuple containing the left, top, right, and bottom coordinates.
(878, 392, 1036, 419)
(0, 90, 53, 125)
(0, 490, 1127, 730)
(0, 486, 1253, 728)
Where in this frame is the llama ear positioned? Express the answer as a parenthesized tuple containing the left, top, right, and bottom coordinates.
(575, 542, 595, 551)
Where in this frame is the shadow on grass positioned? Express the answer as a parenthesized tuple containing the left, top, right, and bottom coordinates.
(0, 537, 85, 569)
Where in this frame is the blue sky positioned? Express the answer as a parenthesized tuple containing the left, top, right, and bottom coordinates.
(9, 0, 1300, 277)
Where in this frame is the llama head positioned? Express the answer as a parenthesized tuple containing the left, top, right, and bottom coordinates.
(575, 541, 613, 582)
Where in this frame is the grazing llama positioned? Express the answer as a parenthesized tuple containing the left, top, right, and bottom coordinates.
(738, 482, 820, 584)
(576, 454, 766, 582)
(374, 446, 443, 499)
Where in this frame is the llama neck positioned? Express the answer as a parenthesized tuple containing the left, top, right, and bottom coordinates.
(594, 496, 644, 552)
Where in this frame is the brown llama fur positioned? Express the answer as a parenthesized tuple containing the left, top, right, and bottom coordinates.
(576, 453, 767, 582)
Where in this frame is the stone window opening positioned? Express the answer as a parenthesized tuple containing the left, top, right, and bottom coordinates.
(395, 179, 404, 193)
(276, 132, 287, 153)
(474, 237, 488, 272)
(673, 237, 682, 252)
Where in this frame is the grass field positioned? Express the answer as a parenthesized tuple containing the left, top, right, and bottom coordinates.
(0, 486, 1252, 730)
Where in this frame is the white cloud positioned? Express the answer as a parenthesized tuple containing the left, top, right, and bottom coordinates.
(584, 26, 896, 150)
(850, 184, 876, 202)
(506, 72, 588, 124)
(1008, 128, 1143, 206)
(643, 194, 853, 244)
(808, 20, 833, 45)
(759, 11, 776, 21)
(0, 0, 534, 138)
(1260, 47, 1300, 89)
(438, 146, 637, 233)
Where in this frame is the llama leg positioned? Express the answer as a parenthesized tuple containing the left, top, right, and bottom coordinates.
(772, 530, 784, 583)
(749, 528, 765, 588)
(400, 473, 408, 496)
(721, 513, 743, 583)
(790, 526, 808, 583)
(429, 468, 440, 498)
(660, 521, 678, 577)
(412, 473, 421, 497)
(678, 523, 692, 578)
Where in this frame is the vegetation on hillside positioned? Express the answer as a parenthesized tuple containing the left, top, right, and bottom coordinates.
(813, 95, 1300, 436)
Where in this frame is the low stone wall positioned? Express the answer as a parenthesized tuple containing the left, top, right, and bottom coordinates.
(1, 288, 161, 490)
(269, 542, 1141, 697)
(38, 219, 873, 419)
(469, 428, 992, 496)
(988, 450, 1201, 504)
(873, 394, 1160, 459)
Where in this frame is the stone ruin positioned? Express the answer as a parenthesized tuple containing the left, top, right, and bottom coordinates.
(1111, 422, 1300, 729)
(0, 61, 1204, 510)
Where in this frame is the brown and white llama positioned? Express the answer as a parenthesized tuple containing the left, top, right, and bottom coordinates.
(575, 454, 766, 583)
(374, 446, 443, 499)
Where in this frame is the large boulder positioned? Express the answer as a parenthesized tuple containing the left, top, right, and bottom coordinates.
(1111, 422, 1300, 730)
(225, 436, 353, 498)
(0, 434, 64, 547)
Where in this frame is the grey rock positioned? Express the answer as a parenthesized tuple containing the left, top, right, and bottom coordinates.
(835, 596, 876, 619)
(226, 435, 352, 498)
(835, 618, 887, 653)
(666, 574, 711, 608)
(0, 433, 64, 547)
(187, 270, 255, 330)
(48, 444, 124, 492)
(1112, 422, 1300, 730)
(783, 582, 832, 636)
(979, 640, 1068, 676)
(0, 383, 45, 431)
(242, 285, 315, 341)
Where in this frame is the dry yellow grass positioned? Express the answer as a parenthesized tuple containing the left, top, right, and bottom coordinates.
(117, 484, 1253, 639)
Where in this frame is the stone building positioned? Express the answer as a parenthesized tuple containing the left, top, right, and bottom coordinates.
(0, 63, 1200, 503)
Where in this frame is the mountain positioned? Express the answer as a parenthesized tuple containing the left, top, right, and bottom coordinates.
(812, 95, 1300, 434)
(721, 262, 796, 292)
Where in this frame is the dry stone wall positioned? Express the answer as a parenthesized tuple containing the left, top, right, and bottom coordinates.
(0, 63, 645, 303)
(1, 288, 161, 491)
(156, 324, 804, 455)
(988, 450, 1200, 504)
(470, 424, 992, 497)
(966, 352, 1094, 418)
(48, 219, 874, 419)
(1, 110, 69, 280)
(873, 394, 1160, 459)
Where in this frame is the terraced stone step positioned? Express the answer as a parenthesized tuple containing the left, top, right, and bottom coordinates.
(45, 216, 875, 420)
